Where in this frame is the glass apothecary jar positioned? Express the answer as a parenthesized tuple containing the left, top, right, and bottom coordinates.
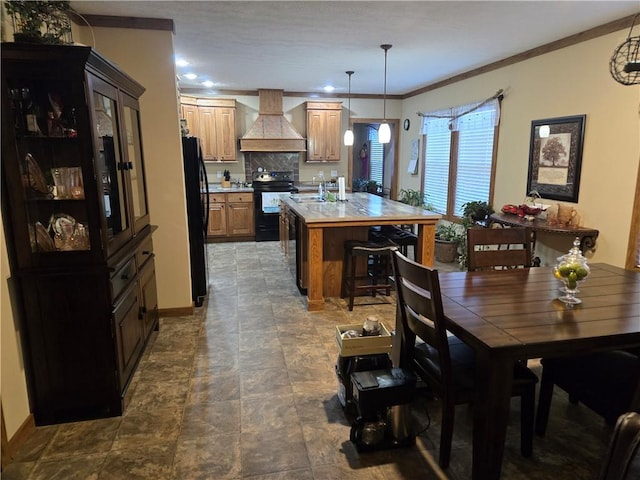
(554, 237, 590, 305)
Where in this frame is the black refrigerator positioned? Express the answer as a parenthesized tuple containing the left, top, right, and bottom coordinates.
(182, 137, 209, 307)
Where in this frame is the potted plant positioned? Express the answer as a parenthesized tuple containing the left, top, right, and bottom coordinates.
(366, 180, 381, 195)
(352, 177, 368, 192)
(457, 200, 495, 269)
(398, 188, 436, 211)
(6, 1, 72, 45)
(461, 200, 494, 227)
(397, 188, 422, 207)
(435, 222, 463, 263)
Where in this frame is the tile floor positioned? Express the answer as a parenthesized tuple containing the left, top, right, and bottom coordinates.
(3, 241, 616, 479)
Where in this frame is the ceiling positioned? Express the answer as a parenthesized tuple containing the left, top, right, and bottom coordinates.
(69, 1, 639, 96)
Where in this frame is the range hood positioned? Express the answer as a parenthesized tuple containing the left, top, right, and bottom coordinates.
(240, 89, 306, 152)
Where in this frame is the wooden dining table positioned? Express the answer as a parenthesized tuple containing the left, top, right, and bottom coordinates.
(433, 263, 640, 479)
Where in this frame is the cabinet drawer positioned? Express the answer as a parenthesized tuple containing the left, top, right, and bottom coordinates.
(136, 237, 154, 268)
(209, 193, 225, 203)
(227, 193, 253, 203)
(111, 258, 136, 300)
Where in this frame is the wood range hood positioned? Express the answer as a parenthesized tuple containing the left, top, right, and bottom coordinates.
(240, 89, 306, 152)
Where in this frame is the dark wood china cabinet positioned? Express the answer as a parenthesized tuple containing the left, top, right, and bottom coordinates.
(1, 43, 158, 425)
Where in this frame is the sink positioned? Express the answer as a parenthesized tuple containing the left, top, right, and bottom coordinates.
(290, 194, 325, 203)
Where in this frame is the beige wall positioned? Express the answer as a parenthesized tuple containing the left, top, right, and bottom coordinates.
(74, 26, 192, 311)
(398, 30, 640, 267)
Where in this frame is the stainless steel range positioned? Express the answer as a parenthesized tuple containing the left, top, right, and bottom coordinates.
(252, 170, 298, 242)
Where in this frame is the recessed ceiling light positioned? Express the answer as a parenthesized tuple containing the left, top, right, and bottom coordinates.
(175, 58, 189, 67)
(184, 73, 197, 80)
(202, 80, 214, 88)
(323, 85, 335, 93)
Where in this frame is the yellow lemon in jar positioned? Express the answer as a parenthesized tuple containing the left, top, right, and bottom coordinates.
(554, 269, 564, 280)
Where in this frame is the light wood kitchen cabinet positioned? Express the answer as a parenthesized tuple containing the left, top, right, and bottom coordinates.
(208, 192, 254, 239)
(181, 97, 237, 162)
(227, 193, 254, 235)
(207, 193, 227, 237)
(306, 101, 342, 162)
(180, 103, 199, 137)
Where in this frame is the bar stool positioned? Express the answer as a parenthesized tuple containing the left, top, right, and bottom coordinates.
(369, 225, 418, 259)
(341, 240, 398, 311)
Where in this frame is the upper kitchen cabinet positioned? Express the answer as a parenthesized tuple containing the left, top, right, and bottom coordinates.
(306, 101, 342, 162)
(180, 102, 199, 137)
(180, 97, 237, 162)
(1, 43, 158, 425)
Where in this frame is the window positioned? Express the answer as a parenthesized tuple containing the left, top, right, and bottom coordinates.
(368, 127, 384, 185)
(421, 98, 500, 219)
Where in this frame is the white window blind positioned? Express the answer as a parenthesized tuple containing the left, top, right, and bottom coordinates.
(423, 129, 451, 214)
(454, 118, 495, 216)
(421, 98, 499, 218)
(369, 127, 384, 185)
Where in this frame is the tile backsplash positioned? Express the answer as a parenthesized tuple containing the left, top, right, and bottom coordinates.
(244, 153, 300, 182)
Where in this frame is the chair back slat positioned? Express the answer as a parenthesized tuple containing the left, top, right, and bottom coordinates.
(466, 226, 533, 271)
(392, 250, 453, 383)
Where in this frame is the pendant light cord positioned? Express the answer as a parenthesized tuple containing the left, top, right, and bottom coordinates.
(346, 71, 353, 124)
(381, 44, 392, 121)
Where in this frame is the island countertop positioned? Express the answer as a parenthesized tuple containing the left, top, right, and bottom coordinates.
(281, 192, 441, 225)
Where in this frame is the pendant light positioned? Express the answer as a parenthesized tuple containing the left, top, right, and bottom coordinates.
(378, 44, 392, 144)
(343, 71, 354, 146)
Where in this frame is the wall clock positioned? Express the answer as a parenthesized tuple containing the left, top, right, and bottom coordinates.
(403, 118, 410, 131)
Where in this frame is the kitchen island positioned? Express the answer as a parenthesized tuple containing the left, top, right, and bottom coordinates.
(280, 193, 441, 311)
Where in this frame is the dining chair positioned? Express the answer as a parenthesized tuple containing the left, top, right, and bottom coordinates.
(391, 250, 539, 468)
(599, 412, 640, 480)
(535, 350, 640, 436)
(466, 226, 533, 271)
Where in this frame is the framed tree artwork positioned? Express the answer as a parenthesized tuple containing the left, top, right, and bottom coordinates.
(526, 115, 586, 203)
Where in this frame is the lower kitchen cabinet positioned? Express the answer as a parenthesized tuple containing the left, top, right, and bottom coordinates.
(208, 192, 254, 240)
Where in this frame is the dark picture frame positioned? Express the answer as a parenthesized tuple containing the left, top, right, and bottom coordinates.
(526, 115, 586, 203)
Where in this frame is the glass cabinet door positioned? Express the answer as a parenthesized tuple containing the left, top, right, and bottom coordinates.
(3, 74, 92, 265)
(90, 77, 131, 250)
(121, 95, 149, 233)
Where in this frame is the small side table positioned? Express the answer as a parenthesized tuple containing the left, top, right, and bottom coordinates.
(489, 213, 599, 265)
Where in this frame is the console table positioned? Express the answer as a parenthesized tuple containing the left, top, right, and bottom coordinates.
(490, 213, 599, 255)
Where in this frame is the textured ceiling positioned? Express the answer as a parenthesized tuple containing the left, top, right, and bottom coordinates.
(69, 1, 639, 96)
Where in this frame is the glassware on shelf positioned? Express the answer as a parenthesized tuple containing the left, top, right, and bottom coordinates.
(51, 167, 84, 200)
(51, 167, 69, 199)
(50, 213, 90, 251)
(554, 237, 590, 305)
(23, 153, 52, 196)
(68, 167, 84, 199)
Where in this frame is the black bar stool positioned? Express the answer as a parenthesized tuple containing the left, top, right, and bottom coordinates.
(369, 225, 417, 259)
(341, 240, 398, 311)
